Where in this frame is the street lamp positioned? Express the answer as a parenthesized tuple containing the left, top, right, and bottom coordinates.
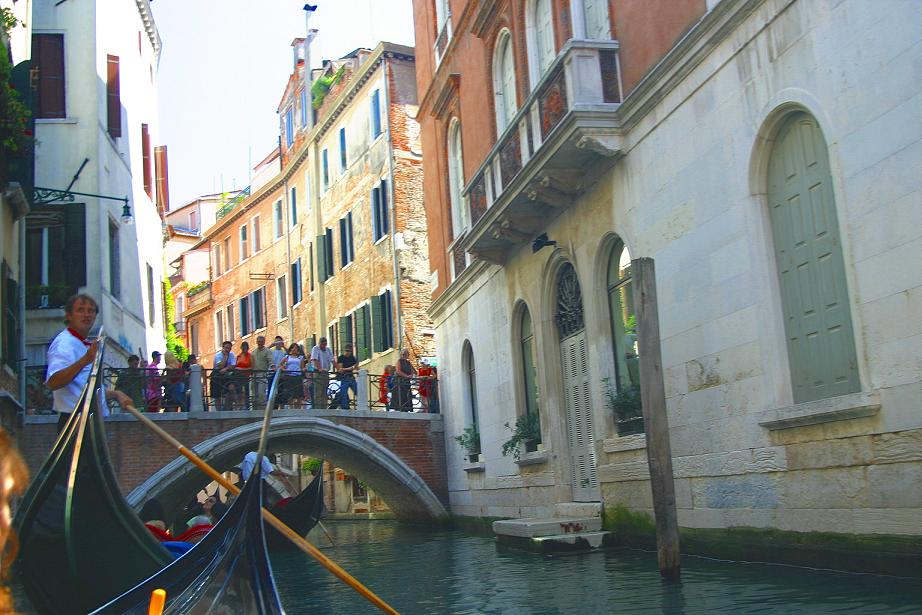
(33, 186, 133, 224)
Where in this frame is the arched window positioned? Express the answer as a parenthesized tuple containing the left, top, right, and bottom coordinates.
(447, 119, 467, 239)
(607, 240, 643, 435)
(767, 112, 859, 403)
(526, 0, 556, 89)
(519, 306, 541, 448)
(493, 30, 518, 134)
(463, 342, 479, 430)
(583, 0, 611, 40)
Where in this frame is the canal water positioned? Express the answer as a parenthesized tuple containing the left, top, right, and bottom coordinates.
(273, 521, 922, 614)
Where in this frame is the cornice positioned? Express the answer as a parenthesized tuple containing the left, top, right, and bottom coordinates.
(135, 0, 162, 58)
(471, 0, 502, 38)
(427, 259, 494, 322)
(616, 0, 773, 133)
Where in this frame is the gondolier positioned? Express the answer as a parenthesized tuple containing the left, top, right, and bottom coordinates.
(44, 293, 130, 430)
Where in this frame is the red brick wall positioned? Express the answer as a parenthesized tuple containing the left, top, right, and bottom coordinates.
(20, 413, 448, 504)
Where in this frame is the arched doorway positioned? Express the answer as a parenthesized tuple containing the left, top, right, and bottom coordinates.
(555, 263, 599, 501)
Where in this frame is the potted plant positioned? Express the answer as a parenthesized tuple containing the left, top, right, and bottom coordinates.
(500, 413, 541, 461)
(603, 377, 644, 436)
(454, 425, 481, 462)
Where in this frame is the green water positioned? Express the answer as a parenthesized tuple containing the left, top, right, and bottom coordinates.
(272, 521, 922, 614)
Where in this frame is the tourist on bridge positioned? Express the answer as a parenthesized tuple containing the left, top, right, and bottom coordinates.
(309, 337, 335, 409)
(393, 349, 417, 412)
(44, 293, 131, 430)
(268, 335, 287, 395)
(331, 344, 357, 409)
(280, 343, 306, 407)
(211, 341, 236, 411)
(235, 341, 253, 410)
(251, 335, 272, 404)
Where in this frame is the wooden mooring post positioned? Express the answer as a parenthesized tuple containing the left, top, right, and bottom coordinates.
(632, 257, 681, 580)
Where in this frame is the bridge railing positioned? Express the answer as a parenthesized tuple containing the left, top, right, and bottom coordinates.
(20, 365, 439, 415)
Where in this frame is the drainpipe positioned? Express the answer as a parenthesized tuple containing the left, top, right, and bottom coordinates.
(18, 199, 27, 410)
(280, 136, 294, 343)
(382, 55, 404, 351)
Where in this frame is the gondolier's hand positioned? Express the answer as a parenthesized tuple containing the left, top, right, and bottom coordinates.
(107, 389, 133, 409)
(83, 340, 99, 365)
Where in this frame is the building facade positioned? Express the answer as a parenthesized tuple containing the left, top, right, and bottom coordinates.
(25, 0, 168, 369)
(185, 41, 433, 393)
(0, 0, 32, 415)
(414, 0, 922, 544)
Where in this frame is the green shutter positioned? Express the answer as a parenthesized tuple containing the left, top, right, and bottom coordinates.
(355, 304, 368, 361)
(768, 113, 859, 403)
(317, 235, 327, 282)
(371, 294, 384, 353)
(383, 290, 393, 349)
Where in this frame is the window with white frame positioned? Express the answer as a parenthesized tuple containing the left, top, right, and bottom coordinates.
(371, 180, 389, 242)
(212, 244, 222, 276)
(583, 0, 611, 40)
(239, 224, 248, 262)
(528, 0, 556, 89)
(273, 200, 284, 239)
(370, 89, 382, 138)
(339, 212, 354, 267)
(447, 119, 467, 240)
(251, 215, 261, 252)
(215, 311, 224, 346)
(322, 149, 329, 189)
(276, 274, 288, 319)
(239, 287, 266, 335)
(493, 30, 518, 134)
(339, 127, 348, 170)
(222, 237, 231, 272)
(285, 107, 294, 147)
(225, 304, 234, 340)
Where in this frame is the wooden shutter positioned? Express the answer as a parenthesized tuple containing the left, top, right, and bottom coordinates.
(371, 294, 384, 353)
(561, 332, 598, 501)
(768, 113, 860, 403)
(142, 124, 152, 197)
(536, 0, 555, 74)
(64, 204, 87, 290)
(339, 217, 347, 267)
(382, 289, 393, 349)
(347, 212, 354, 262)
(355, 304, 369, 361)
(317, 234, 327, 282)
(583, 0, 611, 40)
(106, 55, 121, 137)
(325, 228, 334, 277)
(155, 146, 170, 212)
(370, 187, 379, 242)
(379, 180, 389, 237)
(34, 34, 66, 119)
(339, 314, 353, 351)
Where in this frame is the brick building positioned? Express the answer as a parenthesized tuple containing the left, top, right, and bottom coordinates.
(182, 40, 433, 391)
(413, 0, 922, 560)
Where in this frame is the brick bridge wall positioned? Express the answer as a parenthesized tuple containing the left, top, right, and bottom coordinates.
(19, 410, 448, 505)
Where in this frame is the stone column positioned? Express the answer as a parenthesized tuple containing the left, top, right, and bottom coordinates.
(189, 364, 204, 413)
(357, 369, 370, 412)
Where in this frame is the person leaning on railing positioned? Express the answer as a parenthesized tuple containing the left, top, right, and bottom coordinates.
(114, 354, 146, 411)
(236, 341, 253, 411)
(211, 341, 236, 411)
(251, 336, 272, 404)
(394, 349, 417, 412)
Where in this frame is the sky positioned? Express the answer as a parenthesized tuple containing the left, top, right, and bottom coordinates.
(150, 0, 416, 208)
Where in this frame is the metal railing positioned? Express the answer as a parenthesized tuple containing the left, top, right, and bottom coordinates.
(25, 365, 440, 415)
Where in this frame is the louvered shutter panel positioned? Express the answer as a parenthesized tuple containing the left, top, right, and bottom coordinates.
(142, 124, 152, 197)
(380, 181, 389, 236)
(370, 188, 379, 241)
(106, 55, 121, 137)
(371, 294, 384, 353)
(355, 304, 369, 361)
(562, 332, 599, 501)
(64, 204, 87, 290)
(35, 34, 66, 119)
(317, 235, 327, 282)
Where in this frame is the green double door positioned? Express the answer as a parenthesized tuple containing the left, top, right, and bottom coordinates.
(768, 112, 860, 403)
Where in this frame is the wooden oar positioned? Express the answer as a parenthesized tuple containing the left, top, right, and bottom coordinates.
(119, 401, 399, 615)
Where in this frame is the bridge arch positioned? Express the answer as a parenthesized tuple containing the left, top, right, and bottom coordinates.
(126, 417, 448, 521)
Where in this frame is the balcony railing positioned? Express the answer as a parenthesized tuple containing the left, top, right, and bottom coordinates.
(459, 40, 623, 263)
(215, 187, 252, 221)
(185, 283, 212, 314)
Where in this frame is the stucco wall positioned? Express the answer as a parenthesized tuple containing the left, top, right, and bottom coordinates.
(430, 0, 922, 535)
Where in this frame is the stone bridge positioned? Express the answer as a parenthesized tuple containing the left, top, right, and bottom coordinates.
(20, 409, 448, 520)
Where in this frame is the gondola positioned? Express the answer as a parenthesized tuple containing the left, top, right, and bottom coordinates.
(14, 339, 173, 614)
(15, 341, 287, 614)
(267, 468, 324, 550)
(90, 469, 283, 614)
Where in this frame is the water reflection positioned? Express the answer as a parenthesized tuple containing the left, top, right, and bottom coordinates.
(272, 522, 922, 615)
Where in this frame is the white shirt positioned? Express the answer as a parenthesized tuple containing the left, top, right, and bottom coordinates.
(310, 346, 334, 371)
(270, 347, 287, 368)
(240, 451, 273, 480)
(46, 329, 91, 414)
(212, 350, 236, 369)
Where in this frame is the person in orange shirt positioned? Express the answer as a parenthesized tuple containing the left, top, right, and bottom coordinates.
(235, 341, 253, 410)
(378, 365, 395, 409)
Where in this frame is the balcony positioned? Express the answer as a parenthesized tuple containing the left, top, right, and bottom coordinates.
(185, 283, 212, 315)
(460, 40, 623, 263)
